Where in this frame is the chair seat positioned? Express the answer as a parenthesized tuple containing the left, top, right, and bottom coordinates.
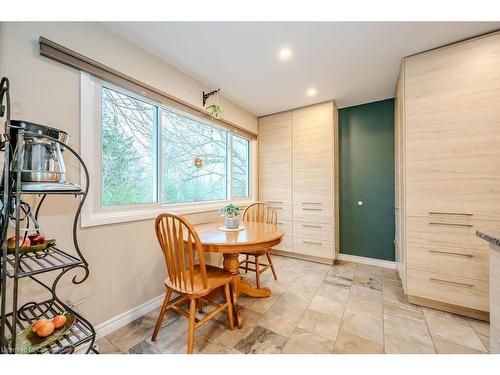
(165, 265, 232, 296)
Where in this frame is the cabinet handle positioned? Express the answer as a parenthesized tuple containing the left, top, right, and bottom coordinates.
(267, 201, 284, 204)
(302, 202, 322, 205)
(302, 208, 323, 211)
(429, 249, 473, 258)
(303, 240, 322, 245)
(429, 277, 474, 288)
(302, 224, 322, 228)
(276, 221, 284, 225)
(428, 222, 473, 228)
(274, 207, 284, 210)
(429, 211, 473, 216)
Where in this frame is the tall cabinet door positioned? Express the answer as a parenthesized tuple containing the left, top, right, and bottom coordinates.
(258, 112, 293, 252)
(292, 103, 334, 223)
(292, 102, 336, 259)
(405, 32, 500, 221)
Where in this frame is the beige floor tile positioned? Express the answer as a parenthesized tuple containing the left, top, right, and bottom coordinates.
(422, 308, 487, 352)
(384, 334, 436, 354)
(333, 330, 384, 354)
(383, 299, 425, 322)
(105, 316, 156, 352)
(325, 261, 356, 287)
(145, 318, 189, 353)
(246, 293, 280, 314)
(297, 308, 341, 341)
(339, 310, 384, 345)
(282, 328, 335, 354)
(197, 339, 232, 354)
(433, 337, 487, 354)
(383, 314, 434, 348)
(345, 285, 383, 318)
(316, 282, 350, 302)
(309, 294, 347, 318)
(382, 268, 400, 281)
(259, 298, 306, 337)
(354, 264, 383, 279)
(278, 283, 317, 310)
(95, 337, 121, 354)
(234, 326, 287, 354)
(353, 275, 382, 291)
(469, 319, 491, 352)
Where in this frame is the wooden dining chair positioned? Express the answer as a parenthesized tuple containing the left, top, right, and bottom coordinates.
(152, 213, 234, 354)
(238, 202, 278, 288)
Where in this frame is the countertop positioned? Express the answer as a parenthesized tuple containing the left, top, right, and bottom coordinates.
(476, 230, 500, 248)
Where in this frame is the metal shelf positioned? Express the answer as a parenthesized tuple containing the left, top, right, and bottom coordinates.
(4, 246, 83, 278)
(3, 299, 95, 354)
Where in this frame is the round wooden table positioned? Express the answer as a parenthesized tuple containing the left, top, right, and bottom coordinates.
(197, 221, 284, 328)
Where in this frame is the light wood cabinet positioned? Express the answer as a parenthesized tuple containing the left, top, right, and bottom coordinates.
(396, 31, 500, 319)
(258, 102, 338, 261)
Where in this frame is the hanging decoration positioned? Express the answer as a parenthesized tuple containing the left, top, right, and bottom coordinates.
(202, 88, 224, 119)
(194, 157, 203, 168)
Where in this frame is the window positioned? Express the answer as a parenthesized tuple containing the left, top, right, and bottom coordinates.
(81, 73, 253, 226)
(161, 109, 227, 204)
(101, 86, 157, 206)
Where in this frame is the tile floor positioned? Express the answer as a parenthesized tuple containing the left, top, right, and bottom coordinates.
(97, 255, 490, 354)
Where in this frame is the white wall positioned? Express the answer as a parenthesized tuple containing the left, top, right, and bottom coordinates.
(0, 22, 258, 327)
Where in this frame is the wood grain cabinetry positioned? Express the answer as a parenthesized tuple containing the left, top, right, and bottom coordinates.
(258, 102, 338, 262)
(396, 32, 500, 319)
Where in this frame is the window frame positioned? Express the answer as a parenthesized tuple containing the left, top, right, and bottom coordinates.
(80, 72, 255, 227)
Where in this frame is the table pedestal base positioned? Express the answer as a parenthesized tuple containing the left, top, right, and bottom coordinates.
(222, 253, 271, 328)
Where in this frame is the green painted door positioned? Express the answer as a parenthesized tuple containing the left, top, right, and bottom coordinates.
(339, 99, 395, 261)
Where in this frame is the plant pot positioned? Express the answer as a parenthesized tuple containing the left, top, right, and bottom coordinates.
(225, 216, 239, 229)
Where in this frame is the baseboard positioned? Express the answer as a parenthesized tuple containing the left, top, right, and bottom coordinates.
(95, 293, 166, 339)
(408, 295, 489, 322)
(337, 253, 396, 269)
(271, 249, 333, 265)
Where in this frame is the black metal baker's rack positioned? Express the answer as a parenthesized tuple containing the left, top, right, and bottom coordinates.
(0, 77, 97, 354)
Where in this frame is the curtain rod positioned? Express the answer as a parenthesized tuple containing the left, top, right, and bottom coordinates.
(38, 36, 257, 139)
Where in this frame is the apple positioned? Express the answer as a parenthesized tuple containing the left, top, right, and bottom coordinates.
(28, 233, 45, 245)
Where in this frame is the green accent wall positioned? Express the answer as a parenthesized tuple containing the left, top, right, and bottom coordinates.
(339, 99, 395, 261)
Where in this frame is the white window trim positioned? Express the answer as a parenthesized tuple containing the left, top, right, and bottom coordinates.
(80, 72, 256, 228)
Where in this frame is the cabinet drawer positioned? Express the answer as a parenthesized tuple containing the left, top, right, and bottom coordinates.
(406, 216, 498, 252)
(407, 269, 489, 312)
(273, 235, 292, 253)
(293, 221, 333, 243)
(407, 245, 489, 281)
(293, 200, 332, 223)
(292, 238, 334, 259)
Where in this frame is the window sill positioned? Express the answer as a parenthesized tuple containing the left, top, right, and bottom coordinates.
(80, 199, 254, 228)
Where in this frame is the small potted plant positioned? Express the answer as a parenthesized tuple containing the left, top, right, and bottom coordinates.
(219, 203, 241, 229)
(209, 104, 224, 119)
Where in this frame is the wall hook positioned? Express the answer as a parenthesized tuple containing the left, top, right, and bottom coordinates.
(203, 89, 220, 107)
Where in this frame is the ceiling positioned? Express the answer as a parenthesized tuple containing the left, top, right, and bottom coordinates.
(103, 22, 500, 116)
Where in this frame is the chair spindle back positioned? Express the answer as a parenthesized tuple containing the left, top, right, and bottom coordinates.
(242, 202, 278, 225)
(155, 213, 208, 293)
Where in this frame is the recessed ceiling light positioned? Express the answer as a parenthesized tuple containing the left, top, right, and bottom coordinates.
(279, 48, 292, 60)
(306, 88, 317, 96)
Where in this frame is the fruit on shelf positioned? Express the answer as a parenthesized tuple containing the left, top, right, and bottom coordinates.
(28, 233, 46, 245)
(31, 318, 49, 334)
(36, 321, 55, 338)
(6, 236, 31, 250)
(52, 315, 67, 329)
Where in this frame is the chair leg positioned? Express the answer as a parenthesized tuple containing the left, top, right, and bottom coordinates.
(245, 254, 250, 273)
(198, 299, 203, 313)
(152, 289, 172, 341)
(266, 251, 278, 280)
(187, 298, 196, 354)
(223, 283, 234, 330)
(255, 255, 261, 289)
